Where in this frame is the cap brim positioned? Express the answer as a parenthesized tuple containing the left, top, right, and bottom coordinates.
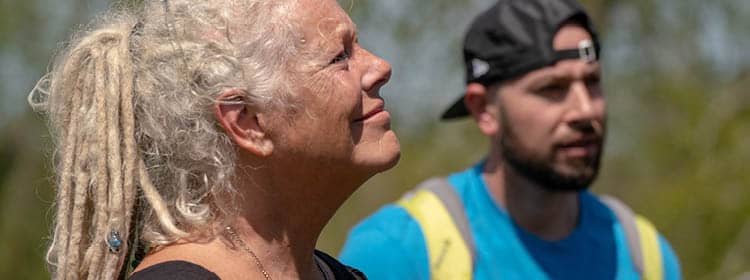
(440, 94, 470, 120)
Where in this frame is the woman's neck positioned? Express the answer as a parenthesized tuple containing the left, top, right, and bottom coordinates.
(226, 216, 323, 280)
(229, 160, 363, 279)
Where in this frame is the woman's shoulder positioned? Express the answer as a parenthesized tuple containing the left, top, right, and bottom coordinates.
(315, 250, 368, 280)
(129, 261, 220, 280)
(130, 248, 364, 280)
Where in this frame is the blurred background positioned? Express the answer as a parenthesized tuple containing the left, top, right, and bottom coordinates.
(0, 0, 748, 279)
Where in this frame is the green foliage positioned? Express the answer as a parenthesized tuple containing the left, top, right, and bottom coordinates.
(596, 72, 750, 279)
(0, 114, 54, 279)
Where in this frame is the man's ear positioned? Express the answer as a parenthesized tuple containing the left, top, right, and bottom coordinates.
(214, 89, 274, 157)
(464, 83, 500, 136)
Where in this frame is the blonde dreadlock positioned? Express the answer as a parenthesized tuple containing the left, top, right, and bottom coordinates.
(29, 0, 302, 279)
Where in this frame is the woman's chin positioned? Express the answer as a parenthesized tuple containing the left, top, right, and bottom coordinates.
(353, 133, 401, 175)
(377, 150, 401, 172)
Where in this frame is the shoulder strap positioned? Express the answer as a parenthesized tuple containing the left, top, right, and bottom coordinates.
(397, 178, 474, 280)
(420, 178, 476, 260)
(634, 215, 664, 280)
(599, 195, 644, 274)
(599, 195, 664, 280)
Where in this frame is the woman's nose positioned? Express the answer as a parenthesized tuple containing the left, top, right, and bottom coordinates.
(360, 49, 392, 94)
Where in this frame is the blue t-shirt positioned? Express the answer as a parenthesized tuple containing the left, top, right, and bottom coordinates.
(340, 163, 681, 280)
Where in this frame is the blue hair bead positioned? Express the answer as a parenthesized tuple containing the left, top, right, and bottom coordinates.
(107, 231, 123, 253)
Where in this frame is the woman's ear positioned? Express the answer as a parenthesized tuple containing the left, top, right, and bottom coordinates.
(214, 90, 274, 157)
(464, 83, 500, 137)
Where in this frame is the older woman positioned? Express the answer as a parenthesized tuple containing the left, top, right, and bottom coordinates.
(30, 0, 398, 279)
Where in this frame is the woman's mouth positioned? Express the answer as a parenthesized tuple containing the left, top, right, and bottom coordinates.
(355, 103, 387, 122)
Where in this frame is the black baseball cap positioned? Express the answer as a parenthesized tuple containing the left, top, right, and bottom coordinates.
(441, 0, 601, 120)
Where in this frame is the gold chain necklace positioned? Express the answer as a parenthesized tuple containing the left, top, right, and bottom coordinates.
(224, 226, 331, 280)
(225, 226, 272, 280)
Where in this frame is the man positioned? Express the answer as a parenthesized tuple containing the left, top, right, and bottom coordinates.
(339, 0, 681, 279)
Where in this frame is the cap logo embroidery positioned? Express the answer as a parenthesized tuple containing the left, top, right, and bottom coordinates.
(578, 39, 597, 63)
(471, 58, 490, 78)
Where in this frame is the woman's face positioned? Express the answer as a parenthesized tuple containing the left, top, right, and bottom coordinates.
(267, 0, 400, 179)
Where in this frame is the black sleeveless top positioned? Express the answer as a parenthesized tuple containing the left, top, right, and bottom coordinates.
(129, 250, 366, 280)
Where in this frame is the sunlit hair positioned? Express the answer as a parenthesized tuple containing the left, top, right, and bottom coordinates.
(28, 0, 301, 279)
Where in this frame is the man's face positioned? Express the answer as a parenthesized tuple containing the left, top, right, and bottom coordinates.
(493, 23, 606, 191)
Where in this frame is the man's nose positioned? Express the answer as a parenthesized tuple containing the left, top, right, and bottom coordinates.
(572, 82, 594, 116)
(569, 80, 604, 119)
(566, 81, 604, 133)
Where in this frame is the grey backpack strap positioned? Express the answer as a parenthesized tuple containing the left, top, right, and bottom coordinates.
(599, 194, 644, 275)
(417, 178, 477, 265)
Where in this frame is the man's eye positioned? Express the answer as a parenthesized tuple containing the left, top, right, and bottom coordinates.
(534, 83, 568, 100)
(330, 50, 350, 65)
(539, 84, 567, 93)
(585, 76, 601, 86)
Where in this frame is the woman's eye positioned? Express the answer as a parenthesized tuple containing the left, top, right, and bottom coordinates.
(330, 49, 350, 65)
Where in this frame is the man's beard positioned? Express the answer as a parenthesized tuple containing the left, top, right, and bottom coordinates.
(500, 118, 603, 192)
